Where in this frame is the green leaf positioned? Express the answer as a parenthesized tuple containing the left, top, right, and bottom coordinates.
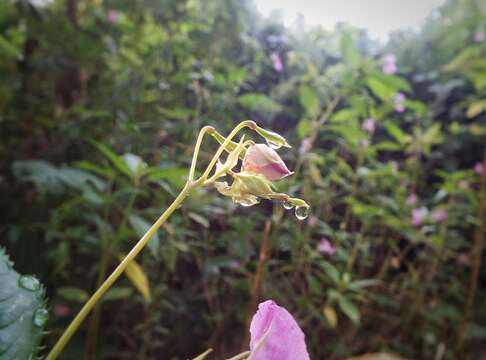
(297, 119, 312, 138)
(91, 141, 132, 178)
(338, 295, 360, 324)
(237, 93, 282, 114)
(57, 286, 90, 302)
(340, 33, 360, 66)
(366, 77, 395, 102)
(129, 214, 160, 257)
(466, 99, 486, 118)
(298, 85, 320, 117)
(103, 287, 133, 301)
(0, 247, 48, 360)
(319, 261, 340, 284)
(384, 121, 410, 145)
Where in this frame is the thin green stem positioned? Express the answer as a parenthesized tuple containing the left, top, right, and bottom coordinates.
(189, 126, 215, 182)
(46, 182, 194, 360)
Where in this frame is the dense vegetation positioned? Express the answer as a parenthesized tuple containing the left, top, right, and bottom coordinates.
(1, 0, 486, 359)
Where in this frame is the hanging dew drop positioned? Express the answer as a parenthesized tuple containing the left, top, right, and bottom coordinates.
(33, 308, 48, 327)
(237, 198, 259, 207)
(295, 205, 310, 220)
(266, 139, 282, 150)
(282, 200, 294, 210)
(18, 275, 40, 291)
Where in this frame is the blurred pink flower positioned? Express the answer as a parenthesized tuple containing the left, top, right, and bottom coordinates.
(317, 238, 336, 255)
(362, 118, 376, 134)
(307, 215, 318, 228)
(474, 31, 486, 43)
(270, 52, 284, 72)
(406, 193, 418, 205)
(242, 144, 292, 181)
(299, 137, 312, 154)
(474, 162, 484, 175)
(431, 209, 448, 223)
(107, 9, 122, 24)
(381, 53, 397, 75)
(53, 304, 71, 317)
(394, 93, 406, 112)
(249, 300, 310, 360)
(412, 208, 425, 227)
(459, 180, 469, 189)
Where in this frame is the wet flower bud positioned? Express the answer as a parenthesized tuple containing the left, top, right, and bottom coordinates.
(243, 144, 293, 181)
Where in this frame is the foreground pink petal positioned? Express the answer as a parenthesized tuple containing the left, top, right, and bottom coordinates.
(249, 300, 310, 360)
(243, 144, 292, 181)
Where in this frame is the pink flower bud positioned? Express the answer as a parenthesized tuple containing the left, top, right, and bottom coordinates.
(249, 300, 310, 360)
(474, 31, 486, 43)
(299, 137, 312, 154)
(394, 92, 406, 112)
(474, 162, 484, 175)
(362, 118, 376, 134)
(431, 209, 448, 223)
(406, 193, 418, 205)
(243, 144, 292, 181)
(107, 9, 122, 24)
(412, 208, 425, 227)
(270, 52, 284, 72)
(317, 238, 336, 256)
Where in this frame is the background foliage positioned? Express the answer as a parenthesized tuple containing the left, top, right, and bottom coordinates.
(1, 0, 486, 359)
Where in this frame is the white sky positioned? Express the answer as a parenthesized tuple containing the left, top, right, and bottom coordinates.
(254, 0, 446, 41)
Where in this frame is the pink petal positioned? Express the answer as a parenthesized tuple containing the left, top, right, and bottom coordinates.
(474, 162, 484, 175)
(317, 238, 336, 255)
(270, 52, 284, 72)
(243, 144, 292, 181)
(250, 300, 310, 360)
(406, 193, 418, 205)
(432, 210, 448, 222)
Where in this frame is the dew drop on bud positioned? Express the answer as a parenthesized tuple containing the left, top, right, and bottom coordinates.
(266, 139, 282, 150)
(282, 200, 294, 210)
(237, 198, 259, 207)
(295, 205, 310, 220)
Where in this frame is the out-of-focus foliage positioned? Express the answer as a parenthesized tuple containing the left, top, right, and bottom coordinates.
(0, 0, 485, 359)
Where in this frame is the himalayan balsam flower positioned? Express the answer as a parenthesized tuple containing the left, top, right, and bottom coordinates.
(249, 300, 310, 360)
(474, 162, 484, 175)
(474, 31, 486, 43)
(270, 52, 284, 72)
(318, 238, 336, 256)
(412, 208, 425, 226)
(432, 209, 448, 223)
(299, 137, 312, 154)
(381, 53, 397, 75)
(107, 9, 122, 23)
(394, 92, 406, 112)
(362, 118, 376, 135)
(243, 144, 292, 181)
(406, 193, 418, 205)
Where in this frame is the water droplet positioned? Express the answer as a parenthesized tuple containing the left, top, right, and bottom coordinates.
(237, 198, 259, 207)
(33, 308, 48, 327)
(282, 200, 294, 210)
(18, 275, 40, 291)
(295, 205, 310, 220)
(266, 139, 282, 150)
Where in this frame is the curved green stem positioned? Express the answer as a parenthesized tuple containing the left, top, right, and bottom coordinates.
(46, 182, 194, 360)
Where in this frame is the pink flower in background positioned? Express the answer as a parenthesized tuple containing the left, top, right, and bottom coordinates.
(299, 137, 312, 154)
(381, 53, 397, 75)
(474, 162, 484, 175)
(307, 215, 318, 228)
(249, 300, 310, 360)
(459, 180, 469, 189)
(270, 52, 284, 72)
(412, 208, 425, 226)
(431, 209, 448, 223)
(474, 31, 486, 43)
(406, 193, 418, 205)
(243, 144, 292, 181)
(107, 9, 122, 24)
(394, 92, 406, 112)
(53, 304, 71, 317)
(362, 117, 376, 134)
(317, 238, 336, 256)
